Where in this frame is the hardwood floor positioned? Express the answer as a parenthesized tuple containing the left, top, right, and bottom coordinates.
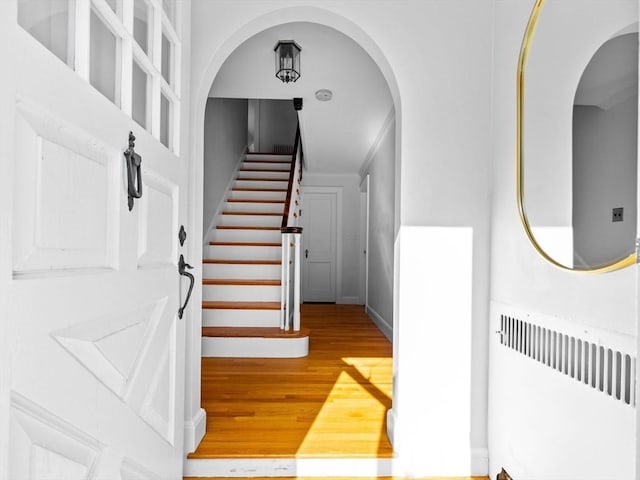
(189, 304, 393, 459)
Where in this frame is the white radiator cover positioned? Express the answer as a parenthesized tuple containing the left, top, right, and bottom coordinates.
(489, 301, 636, 480)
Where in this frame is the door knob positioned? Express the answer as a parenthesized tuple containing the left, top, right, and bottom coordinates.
(305, 249, 309, 258)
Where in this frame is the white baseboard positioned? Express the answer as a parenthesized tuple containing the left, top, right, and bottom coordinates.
(338, 296, 361, 305)
(471, 447, 489, 476)
(386, 408, 396, 448)
(367, 305, 392, 341)
(183, 408, 206, 454)
(184, 458, 393, 477)
(201, 336, 309, 358)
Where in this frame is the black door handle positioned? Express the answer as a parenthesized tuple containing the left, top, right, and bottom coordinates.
(305, 249, 309, 258)
(124, 131, 143, 211)
(178, 254, 194, 319)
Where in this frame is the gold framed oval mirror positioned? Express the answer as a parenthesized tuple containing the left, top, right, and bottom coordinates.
(517, 0, 638, 272)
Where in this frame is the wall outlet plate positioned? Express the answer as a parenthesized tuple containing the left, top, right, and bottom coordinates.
(612, 207, 624, 222)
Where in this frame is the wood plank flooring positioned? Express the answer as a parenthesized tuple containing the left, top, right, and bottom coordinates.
(185, 478, 489, 480)
(189, 304, 393, 459)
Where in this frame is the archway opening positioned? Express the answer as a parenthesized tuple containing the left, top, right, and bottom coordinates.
(191, 16, 400, 463)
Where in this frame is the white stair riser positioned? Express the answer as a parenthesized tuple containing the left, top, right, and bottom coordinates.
(207, 245, 281, 260)
(234, 180, 288, 190)
(237, 171, 290, 180)
(242, 162, 291, 170)
(203, 263, 281, 279)
(202, 284, 281, 302)
(225, 201, 284, 213)
(210, 229, 282, 243)
(202, 308, 280, 327)
(245, 153, 291, 162)
(229, 190, 287, 201)
(218, 214, 281, 227)
(201, 336, 309, 358)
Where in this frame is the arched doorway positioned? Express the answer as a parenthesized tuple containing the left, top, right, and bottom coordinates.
(184, 6, 402, 476)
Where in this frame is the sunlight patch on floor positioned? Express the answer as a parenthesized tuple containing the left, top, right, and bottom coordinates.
(297, 357, 392, 457)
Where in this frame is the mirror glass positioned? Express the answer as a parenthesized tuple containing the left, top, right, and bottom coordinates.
(520, 0, 638, 271)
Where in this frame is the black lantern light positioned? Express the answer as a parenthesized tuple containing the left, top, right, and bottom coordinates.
(274, 40, 301, 83)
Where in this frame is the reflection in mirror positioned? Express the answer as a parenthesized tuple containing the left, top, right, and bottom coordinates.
(518, 0, 638, 272)
(573, 33, 638, 268)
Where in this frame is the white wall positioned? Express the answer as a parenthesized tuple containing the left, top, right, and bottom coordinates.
(190, 1, 493, 476)
(489, 1, 638, 478)
(301, 173, 362, 304)
(202, 97, 247, 237)
(362, 115, 395, 335)
(573, 98, 638, 267)
(256, 99, 298, 152)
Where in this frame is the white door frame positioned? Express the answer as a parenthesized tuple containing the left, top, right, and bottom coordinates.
(300, 185, 343, 303)
(360, 175, 370, 309)
(188, 5, 401, 458)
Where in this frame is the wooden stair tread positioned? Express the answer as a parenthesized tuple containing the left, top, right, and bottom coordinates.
(246, 152, 292, 156)
(232, 187, 287, 192)
(222, 211, 281, 216)
(202, 326, 310, 339)
(203, 279, 281, 286)
(203, 259, 281, 265)
(236, 177, 288, 182)
(244, 159, 292, 163)
(239, 168, 291, 173)
(227, 199, 284, 204)
(216, 225, 280, 231)
(202, 301, 281, 310)
(209, 241, 281, 247)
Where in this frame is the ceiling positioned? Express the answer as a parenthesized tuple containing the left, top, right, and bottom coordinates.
(209, 22, 393, 175)
(574, 32, 638, 110)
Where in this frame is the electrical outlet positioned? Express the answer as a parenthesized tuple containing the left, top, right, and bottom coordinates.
(612, 207, 624, 222)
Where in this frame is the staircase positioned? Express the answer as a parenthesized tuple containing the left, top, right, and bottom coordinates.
(201, 152, 309, 358)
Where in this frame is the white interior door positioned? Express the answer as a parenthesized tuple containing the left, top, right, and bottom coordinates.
(4, 1, 189, 478)
(302, 190, 337, 302)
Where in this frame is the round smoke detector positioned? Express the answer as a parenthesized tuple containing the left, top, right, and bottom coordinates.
(315, 89, 333, 101)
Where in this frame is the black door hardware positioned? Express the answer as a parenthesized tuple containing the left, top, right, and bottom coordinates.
(178, 225, 186, 247)
(178, 254, 194, 320)
(124, 131, 143, 211)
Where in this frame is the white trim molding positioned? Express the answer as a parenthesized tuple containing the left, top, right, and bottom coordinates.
(359, 107, 395, 180)
(367, 305, 392, 341)
(183, 407, 206, 454)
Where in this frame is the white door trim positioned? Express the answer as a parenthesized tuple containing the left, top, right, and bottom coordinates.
(301, 185, 343, 303)
(360, 175, 370, 308)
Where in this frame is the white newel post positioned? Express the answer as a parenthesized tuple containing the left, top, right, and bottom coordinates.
(280, 233, 288, 330)
(293, 232, 302, 331)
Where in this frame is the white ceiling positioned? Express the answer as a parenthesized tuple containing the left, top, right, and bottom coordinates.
(574, 32, 638, 109)
(209, 22, 393, 174)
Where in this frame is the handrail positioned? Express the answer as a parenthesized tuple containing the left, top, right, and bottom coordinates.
(282, 122, 301, 230)
(280, 121, 303, 332)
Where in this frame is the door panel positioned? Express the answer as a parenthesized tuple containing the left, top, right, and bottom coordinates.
(6, 7, 187, 479)
(302, 192, 337, 302)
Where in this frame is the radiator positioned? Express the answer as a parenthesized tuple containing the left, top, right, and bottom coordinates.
(498, 312, 636, 406)
(273, 144, 293, 154)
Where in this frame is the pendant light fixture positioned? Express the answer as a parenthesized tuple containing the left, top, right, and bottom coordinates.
(274, 40, 301, 83)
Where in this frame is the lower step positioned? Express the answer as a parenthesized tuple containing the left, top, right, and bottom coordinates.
(202, 300, 280, 327)
(201, 327, 309, 358)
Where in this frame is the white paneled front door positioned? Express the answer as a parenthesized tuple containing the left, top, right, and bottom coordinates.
(3, 1, 189, 478)
(302, 190, 338, 303)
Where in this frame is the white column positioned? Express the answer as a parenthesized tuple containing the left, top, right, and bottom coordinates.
(293, 232, 301, 331)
